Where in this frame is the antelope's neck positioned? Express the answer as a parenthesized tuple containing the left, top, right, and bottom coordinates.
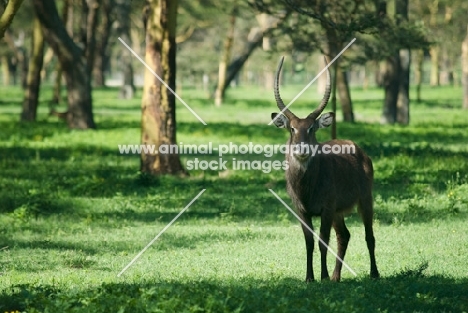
(286, 153, 321, 181)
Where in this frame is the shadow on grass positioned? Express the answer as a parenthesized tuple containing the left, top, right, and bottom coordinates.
(0, 120, 68, 141)
(0, 223, 288, 258)
(1, 269, 467, 312)
(1, 142, 466, 225)
(1, 115, 467, 225)
(417, 99, 463, 109)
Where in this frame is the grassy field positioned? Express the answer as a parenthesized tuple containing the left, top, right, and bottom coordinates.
(0, 84, 467, 312)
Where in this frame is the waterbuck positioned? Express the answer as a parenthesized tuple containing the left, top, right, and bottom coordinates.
(271, 57, 379, 282)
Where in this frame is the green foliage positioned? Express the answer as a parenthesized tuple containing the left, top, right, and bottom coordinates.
(0, 85, 467, 312)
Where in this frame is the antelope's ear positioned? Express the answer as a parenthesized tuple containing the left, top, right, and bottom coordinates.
(317, 112, 334, 128)
(271, 113, 289, 128)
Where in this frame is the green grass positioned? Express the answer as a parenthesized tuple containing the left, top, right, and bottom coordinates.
(0, 84, 468, 312)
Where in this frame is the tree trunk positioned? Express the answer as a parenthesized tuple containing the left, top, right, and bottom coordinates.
(397, 49, 410, 124)
(3, 30, 27, 88)
(336, 68, 354, 122)
(263, 65, 274, 90)
(84, 0, 100, 75)
(0, 0, 24, 39)
(52, 0, 72, 104)
(116, 0, 135, 98)
(52, 66, 63, 104)
(374, 0, 387, 90)
(21, 15, 44, 121)
(382, 0, 410, 125)
(396, 0, 410, 125)
(429, 46, 439, 86)
(324, 25, 353, 128)
(1, 55, 9, 86)
(462, 25, 468, 109)
(374, 62, 385, 87)
(140, 0, 186, 176)
(440, 47, 454, 86)
(439, 6, 453, 86)
(93, 0, 113, 86)
(33, 0, 96, 129)
(317, 55, 327, 94)
(220, 13, 286, 95)
(323, 27, 345, 136)
(19, 47, 28, 88)
(331, 60, 338, 139)
(93, 51, 105, 86)
(414, 49, 423, 102)
(381, 53, 399, 124)
(221, 27, 262, 94)
(214, 5, 237, 106)
(428, 0, 439, 86)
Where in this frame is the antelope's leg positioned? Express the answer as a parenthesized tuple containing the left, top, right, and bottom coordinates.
(300, 213, 315, 282)
(359, 197, 380, 278)
(331, 214, 350, 282)
(319, 211, 333, 280)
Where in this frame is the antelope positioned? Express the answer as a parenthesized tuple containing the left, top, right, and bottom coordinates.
(271, 56, 379, 282)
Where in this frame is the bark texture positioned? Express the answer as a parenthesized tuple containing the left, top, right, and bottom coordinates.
(414, 49, 424, 103)
(336, 68, 354, 122)
(214, 5, 237, 106)
(21, 15, 44, 121)
(396, 0, 410, 125)
(382, 0, 410, 125)
(52, 0, 72, 104)
(140, 0, 186, 176)
(0, 0, 24, 39)
(381, 53, 399, 124)
(33, 0, 96, 129)
(429, 46, 439, 86)
(220, 13, 286, 95)
(93, 0, 113, 86)
(116, 0, 135, 98)
(325, 27, 354, 126)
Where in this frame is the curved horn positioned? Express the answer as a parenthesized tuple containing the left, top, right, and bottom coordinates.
(308, 56, 331, 119)
(274, 56, 296, 120)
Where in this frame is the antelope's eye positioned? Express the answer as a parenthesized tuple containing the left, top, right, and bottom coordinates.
(290, 127, 296, 134)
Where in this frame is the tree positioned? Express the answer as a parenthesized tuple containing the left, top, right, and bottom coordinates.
(2, 30, 27, 87)
(396, 0, 410, 125)
(49, 0, 72, 104)
(115, 0, 135, 98)
(214, 3, 237, 106)
(32, 0, 97, 129)
(20, 14, 44, 121)
(279, 0, 382, 129)
(428, 0, 440, 86)
(2, 0, 33, 89)
(413, 49, 424, 102)
(221, 11, 287, 95)
(412, 0, 468, 90)
(369, 0, 427, 124)
(93, 0, 114, 87)
(140, 0, 186, 176)
(463, 24, 468, 109)
(0, 0, 24, 39)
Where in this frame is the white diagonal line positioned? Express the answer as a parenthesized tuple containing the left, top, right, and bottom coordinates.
(118, 37, 207, 125)
(269, 38, 356, 125)
(117, 189, 206, 277)
(268, 189, 357, 277)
